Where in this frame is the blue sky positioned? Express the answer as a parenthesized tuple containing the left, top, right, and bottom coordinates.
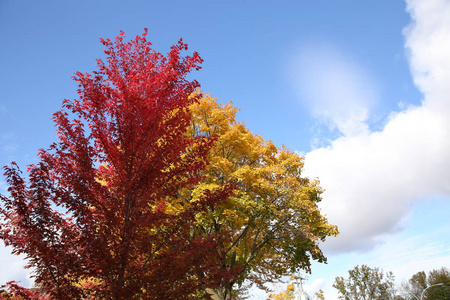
(1, 0, 449, 298)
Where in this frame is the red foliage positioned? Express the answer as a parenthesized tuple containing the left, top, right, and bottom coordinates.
(0, 281, 50, 300)
(0, 29, 233, 300)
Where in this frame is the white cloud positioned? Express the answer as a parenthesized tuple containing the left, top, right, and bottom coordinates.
(300, 0, 450, 253)
(304, 278, 325, 296)
(0, 244, 32, 287)
(305, 104, 450, 253)
(405, 0, 450, 100)
(290, 43, 378, 138)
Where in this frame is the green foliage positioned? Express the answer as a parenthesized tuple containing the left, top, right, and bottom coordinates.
(333, 265, 395, 300)
(401, 267, 450, 300)
(427, 268, 450, 299)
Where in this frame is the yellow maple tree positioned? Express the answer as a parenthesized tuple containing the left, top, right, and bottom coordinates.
(179, 92, 339, 299)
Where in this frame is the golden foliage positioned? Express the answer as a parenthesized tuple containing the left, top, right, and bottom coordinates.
(184, 92, 338, 294)
(268, 283, 295, 300)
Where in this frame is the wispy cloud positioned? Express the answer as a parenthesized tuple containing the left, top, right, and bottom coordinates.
(304, 278, 325, 296)
(297, 0, 450, 253)
(0, 132, 18, 155)
(290, 43, 379, 139)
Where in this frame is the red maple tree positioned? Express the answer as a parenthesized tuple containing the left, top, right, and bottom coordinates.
(0, 29, 233, 300)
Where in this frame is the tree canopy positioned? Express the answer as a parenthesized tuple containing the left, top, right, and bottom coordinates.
(0, 30, 337, 300)
(401, 267, 450, 300)
(187, 93, 338, 299)
(333, 265, 395, 300)
(0, 30, 232, 300)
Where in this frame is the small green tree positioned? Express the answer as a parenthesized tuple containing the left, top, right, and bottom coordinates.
(401, 267, 450, 300)
(333, 265, 396, 300)
(402, 271, 427, 299)
(427, 267, 450, 299)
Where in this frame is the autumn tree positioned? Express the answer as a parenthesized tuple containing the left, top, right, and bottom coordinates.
(184, 94, 338, 299)
(333, 265, 396, 300)
(401, 268, 450, 300)
(401, 271, 428, 300)
(0, 30, 232, 300)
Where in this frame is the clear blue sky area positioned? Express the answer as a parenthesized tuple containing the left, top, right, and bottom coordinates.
(0, 0, 417, 166)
